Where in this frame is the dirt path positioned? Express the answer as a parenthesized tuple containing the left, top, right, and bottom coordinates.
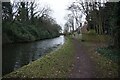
(69, 38, 97, 78)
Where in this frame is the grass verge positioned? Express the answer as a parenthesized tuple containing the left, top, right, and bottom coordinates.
(97, 47, 120, 63)
(80, 30, 119, 78)
(3, 37, 74, 78)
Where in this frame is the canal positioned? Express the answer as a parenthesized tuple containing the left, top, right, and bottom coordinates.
(2, 36, 65, 75)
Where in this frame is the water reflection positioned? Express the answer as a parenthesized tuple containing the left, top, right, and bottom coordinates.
(2, 35, 64, 75)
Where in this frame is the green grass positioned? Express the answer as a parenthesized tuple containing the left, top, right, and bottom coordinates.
(4, 37, 75, 78)
(81, 30, 111, 43)
(91, 50, 118, 78)
(97, 47, 120, 63)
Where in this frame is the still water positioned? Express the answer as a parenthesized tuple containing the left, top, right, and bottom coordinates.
(2, 35, 65, 75)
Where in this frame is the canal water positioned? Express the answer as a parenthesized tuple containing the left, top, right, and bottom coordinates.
(2, 35, 65, 75)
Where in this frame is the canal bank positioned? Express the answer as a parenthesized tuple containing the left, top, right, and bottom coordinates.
(3, 37, 75, 78)
(3, 34, 119, 78)
(3, 36, 65, 76)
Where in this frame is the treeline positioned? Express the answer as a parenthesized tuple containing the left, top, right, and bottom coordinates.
(2, 2, 61, 43)
(87, 2, 120, 49)
(64, 0, 120, 49)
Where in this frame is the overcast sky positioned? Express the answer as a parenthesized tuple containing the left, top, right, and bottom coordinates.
(36, 0, 74, 28)
(11, 0, 86, 29)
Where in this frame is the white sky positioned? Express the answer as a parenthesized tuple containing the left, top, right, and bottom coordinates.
(37, 0, 86, 29)
(36, 0, 74, 29)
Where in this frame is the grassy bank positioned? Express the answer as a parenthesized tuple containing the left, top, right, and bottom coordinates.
(3, 37, 75, 78)
(3, 22, 60, 44)
(80, 31, 119, 78)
